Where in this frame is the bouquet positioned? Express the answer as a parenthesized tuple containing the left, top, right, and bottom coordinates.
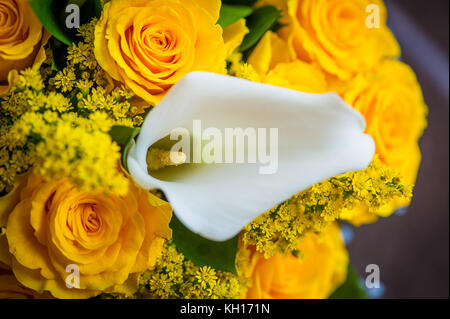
(0, 0, 427, 299)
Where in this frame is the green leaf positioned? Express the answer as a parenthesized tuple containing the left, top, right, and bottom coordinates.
(79, 0, 102, 21)
(222, 0, 258, 6)
(50, 38, 69, 70)
(329, 265, 368, 299)
(29, 0, 75, 45)
(238, 5, 282, 52)
(51, 58, 59, 71)
(217, 4, 253, 29)
(94, 0, 103, 18)
(170, 215, 239, 274)
(30, 0, 102, 46)
(69, 0, 89, 6)
(108, 126, 140, 172)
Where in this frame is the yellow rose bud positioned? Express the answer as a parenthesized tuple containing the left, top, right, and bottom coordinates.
(248, 31, 327, 93)
(247, 31, 291, 76)
(245, 223, 348, 299)
(94, 0, 226, 105)
(259, 0, 400, 80)
(0, 0, 50, 94)
(263, 61, 327, 93)
(0, 171, 172, 298)
(223, 19, 249, 59)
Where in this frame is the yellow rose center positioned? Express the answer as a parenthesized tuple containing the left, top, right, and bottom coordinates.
(0, 0, 19, 40)
(125, 6, 193, 74)
(147, 30, 172, 52)
(44, 187, 124, 255)
(80, 204, 101, 233)
(326, 0, 366, 47)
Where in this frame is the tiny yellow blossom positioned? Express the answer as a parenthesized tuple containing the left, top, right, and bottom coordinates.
(133, 243, 246, 299)
(195, 266, 218, 290)
(243, 157, 412, 257)
(53, 68, 76, 92)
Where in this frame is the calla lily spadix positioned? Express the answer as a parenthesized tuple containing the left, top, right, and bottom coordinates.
(127, 72, 375, 241)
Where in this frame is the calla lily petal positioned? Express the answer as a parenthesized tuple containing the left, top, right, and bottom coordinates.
(127, 72, 375, 241)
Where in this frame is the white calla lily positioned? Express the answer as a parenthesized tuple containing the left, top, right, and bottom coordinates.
(127, 72, 375, 241)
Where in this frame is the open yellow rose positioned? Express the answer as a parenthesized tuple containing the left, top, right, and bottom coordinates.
(0, 0, 50, 94)
(0, 171, 172, 298)
(261, 0, 400, 80)
(94, 0, 226, 105)
(245, 223, 348, 299)
(343, 61, 426, 190)
(343, 60, 427, 169)
(339, 60, 427, 223)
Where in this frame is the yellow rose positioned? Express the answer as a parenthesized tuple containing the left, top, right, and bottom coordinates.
(245, 223, 348, 299)
(0, 0, 50, 94)
(264, 61, 327, 93)
(0, 171, 172, 298)
(247, 31, 291, 76)
(94, 0, 226, 105)
(342, 60, 426, 186)
(339, 60, 427, 223)
(223, 19, 249, 58)
(248, 31, 327, 93)
(261, 0, 400, 80)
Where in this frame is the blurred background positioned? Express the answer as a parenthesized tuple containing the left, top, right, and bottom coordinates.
(347, 0, 449, 298)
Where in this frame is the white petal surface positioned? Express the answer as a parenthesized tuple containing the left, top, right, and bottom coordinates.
(127, 72, 375, 241)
